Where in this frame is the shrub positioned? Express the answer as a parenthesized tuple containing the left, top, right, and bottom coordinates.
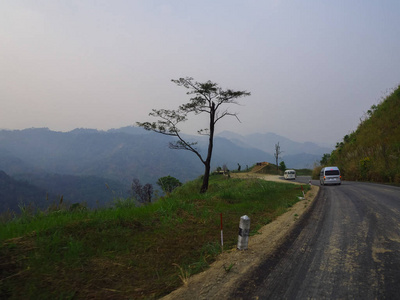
(157, 176, 182, 194)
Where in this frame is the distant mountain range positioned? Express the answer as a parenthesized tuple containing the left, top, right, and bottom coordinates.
(0, 127, 332, 213)
(217, 131, 332, 168)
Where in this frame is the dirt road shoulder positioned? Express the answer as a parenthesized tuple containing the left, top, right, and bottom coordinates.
(163, 174, 319, 300)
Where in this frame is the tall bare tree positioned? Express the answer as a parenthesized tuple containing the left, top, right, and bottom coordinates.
(137, 77, 250, 193)
(274, 142, 282, 171)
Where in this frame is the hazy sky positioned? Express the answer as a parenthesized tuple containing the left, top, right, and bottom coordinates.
(1, 1, 399, 146)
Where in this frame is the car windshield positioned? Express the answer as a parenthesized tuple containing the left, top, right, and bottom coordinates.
(325, 170, 339, 176)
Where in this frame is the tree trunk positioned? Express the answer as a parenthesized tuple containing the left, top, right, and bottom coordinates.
(200, 162, 211, 193)
(200, 102, 216, 193)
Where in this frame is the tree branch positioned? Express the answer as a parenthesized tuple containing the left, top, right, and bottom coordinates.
(137, 76, 251, 193)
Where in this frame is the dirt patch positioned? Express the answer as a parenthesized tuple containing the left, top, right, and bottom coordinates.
(162, 175, 319, 299)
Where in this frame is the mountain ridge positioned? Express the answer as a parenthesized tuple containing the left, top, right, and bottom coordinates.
(0, 127, 331, 212)
(217, 130, 332, 156)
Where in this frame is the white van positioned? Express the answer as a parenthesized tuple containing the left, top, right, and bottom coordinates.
(320, 166, 341, 185)
(284, 170, 296, 180)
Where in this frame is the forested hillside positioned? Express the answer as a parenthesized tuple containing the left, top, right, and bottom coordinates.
(13, 173, 128, 209)
(328, 85, 400, 183)
(0, 128, 267, 212)
(0, 127, 329, 212)
(0, 170, 128, 214)
(0, 128, 203, 186)
(0, 171, 51, 213)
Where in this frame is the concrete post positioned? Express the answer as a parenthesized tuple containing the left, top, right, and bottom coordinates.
(237, 215, 250, 250)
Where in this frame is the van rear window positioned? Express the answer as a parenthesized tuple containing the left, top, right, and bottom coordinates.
(325, 170, 339, 176)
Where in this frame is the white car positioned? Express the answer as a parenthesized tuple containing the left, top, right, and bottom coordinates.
(284, 170, 296, 180)
(320, 166, 341, 185)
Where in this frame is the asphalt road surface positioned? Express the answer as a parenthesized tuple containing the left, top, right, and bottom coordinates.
(232, 178, 400, 299)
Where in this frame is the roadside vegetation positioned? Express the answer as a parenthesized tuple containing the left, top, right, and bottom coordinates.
(0, 174, 308, 299)
(314, 84, 400, 184)
(294, 169, 313, 176)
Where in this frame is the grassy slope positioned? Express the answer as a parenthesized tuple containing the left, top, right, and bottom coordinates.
(0, 175, 309, 299)
(315, 85, 400, 183)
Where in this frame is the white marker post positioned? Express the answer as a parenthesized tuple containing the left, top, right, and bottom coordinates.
(237, 215, 250, 250)
(220, 213, 223, 252)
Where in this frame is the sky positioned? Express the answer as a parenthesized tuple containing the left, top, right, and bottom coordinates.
(1, 0, 400, 146)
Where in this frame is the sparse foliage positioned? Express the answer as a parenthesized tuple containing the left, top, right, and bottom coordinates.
(131, 178, 153, 204)
(274, 142, 283, 171)
(137, 77, 250, 193)
(223, 263, 235, 273)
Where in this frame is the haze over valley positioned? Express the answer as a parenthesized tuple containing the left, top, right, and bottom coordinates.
(1, 2, 400, 298)
(0, 127, 330, 212)
(1, 1, 399, 213)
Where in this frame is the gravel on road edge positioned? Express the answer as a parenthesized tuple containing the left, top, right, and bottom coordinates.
(162, 175, 319, 300)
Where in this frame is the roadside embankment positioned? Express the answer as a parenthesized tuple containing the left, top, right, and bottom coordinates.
(163, 174, 319, 299)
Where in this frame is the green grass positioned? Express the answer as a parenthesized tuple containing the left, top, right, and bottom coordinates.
(295, 168, 313, 176)
(0, 175, 309, 299)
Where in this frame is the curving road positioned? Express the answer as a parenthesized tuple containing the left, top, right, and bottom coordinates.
(232, 178, 400, 299)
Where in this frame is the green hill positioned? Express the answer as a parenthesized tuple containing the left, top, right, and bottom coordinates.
(0, 175, 309, 299)
(327, 84, 400, 183)
(0, 171, 52, 214)
(0, 170, 129, 214)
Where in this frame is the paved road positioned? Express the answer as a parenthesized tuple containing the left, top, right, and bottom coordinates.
(232, 178, 400, 299)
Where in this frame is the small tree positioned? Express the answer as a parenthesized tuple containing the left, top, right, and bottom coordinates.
(222, 164, 229, 175)
(131, 178, 153, 204)
(137, 77, 250, 193)
(279, 161, 287, 172)
(320, 153, 331, 166)
(274, 142, 283, 171)
(157, 175, 182, 194)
